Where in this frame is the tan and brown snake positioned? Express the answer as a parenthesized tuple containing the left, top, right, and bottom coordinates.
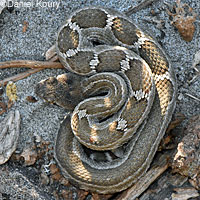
(35, 7, 176, 194)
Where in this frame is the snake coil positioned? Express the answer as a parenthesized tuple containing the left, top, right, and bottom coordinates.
(36, 7, 176, 194)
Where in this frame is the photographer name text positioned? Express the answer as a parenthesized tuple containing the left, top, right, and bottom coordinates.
(4, 1, 60, 9)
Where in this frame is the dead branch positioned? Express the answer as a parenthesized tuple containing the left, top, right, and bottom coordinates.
(0, 60, 63, 69)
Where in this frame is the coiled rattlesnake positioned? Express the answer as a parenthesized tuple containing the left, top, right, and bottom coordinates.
(35, 7, 176, 194)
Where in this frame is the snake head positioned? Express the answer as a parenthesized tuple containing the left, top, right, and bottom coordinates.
(35, 73, 84, 111)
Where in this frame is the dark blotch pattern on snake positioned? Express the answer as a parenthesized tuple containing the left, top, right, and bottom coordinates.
(35, 7, 176, 194)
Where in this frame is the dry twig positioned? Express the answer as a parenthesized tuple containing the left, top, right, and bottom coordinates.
(125, 0, 160, 16)
(0, 60, 64, 86)
(0, 68, 42, 86)
(185, 93, 200, 102)
(0, 60, 63, 69)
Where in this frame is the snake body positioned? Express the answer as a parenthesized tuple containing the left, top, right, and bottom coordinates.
(35, 7, 176, 194)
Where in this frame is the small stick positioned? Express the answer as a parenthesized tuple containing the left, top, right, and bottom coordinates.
(125, 0, 160, 16)
(185, 93, 200, 102)
(188, 74, 199, 84)
(0, 51, 62, 85)
(0, 60, 63, 69)
(0, 68, 42, 86)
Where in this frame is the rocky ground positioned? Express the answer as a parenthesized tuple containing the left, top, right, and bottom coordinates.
(0, 0, 200, 199)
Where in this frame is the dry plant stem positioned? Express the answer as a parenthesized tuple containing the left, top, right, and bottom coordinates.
(0, 60, 63, 69)
(0, 68, 42, 86)
(185, 93, 200, 102)
(116, 152, 170, 200)
(0, 60, 63, 86)
(125, 0, 160, 16)
(188, 74, 200, 83)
